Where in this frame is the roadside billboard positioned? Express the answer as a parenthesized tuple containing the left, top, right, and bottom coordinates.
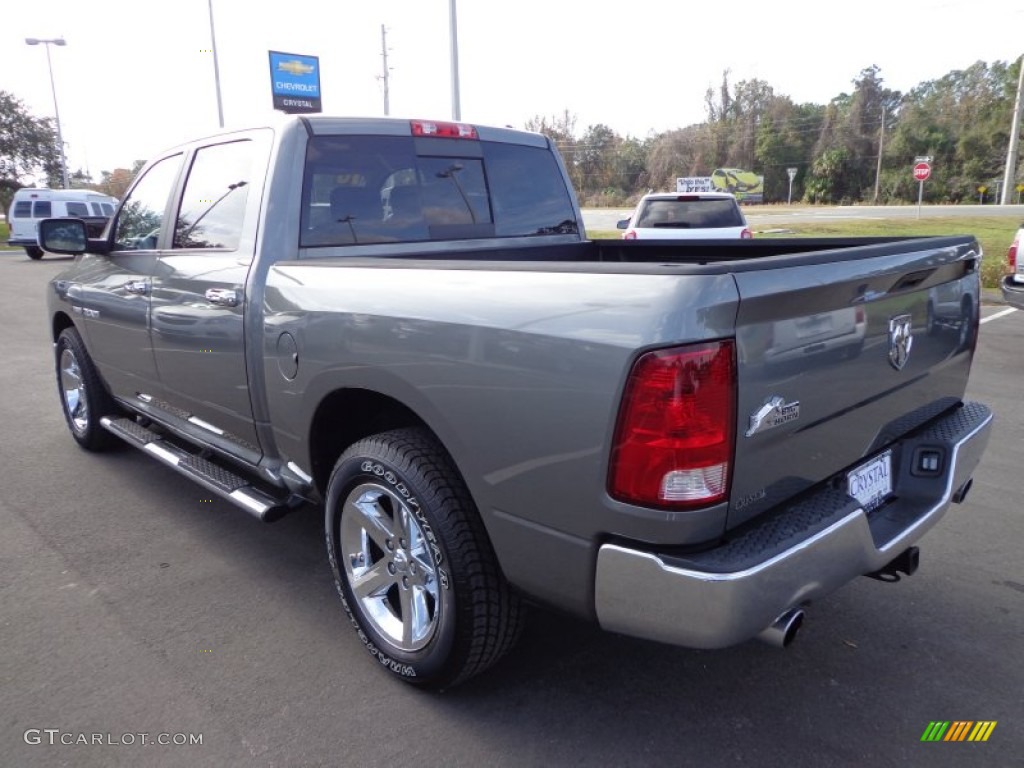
(676, 177, 714, 193)
(269, 51, 322, 114)
(711, 168, 764, 203)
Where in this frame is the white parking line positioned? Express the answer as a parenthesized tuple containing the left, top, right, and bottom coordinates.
(981, 307, 1018, 324)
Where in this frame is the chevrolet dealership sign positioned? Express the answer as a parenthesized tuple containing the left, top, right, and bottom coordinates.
(269, 51, 322, 114)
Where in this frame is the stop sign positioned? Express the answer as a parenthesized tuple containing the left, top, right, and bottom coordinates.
(913, 162, 931, 182)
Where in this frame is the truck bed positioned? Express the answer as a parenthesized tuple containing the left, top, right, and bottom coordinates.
(294, 235, 975, 269)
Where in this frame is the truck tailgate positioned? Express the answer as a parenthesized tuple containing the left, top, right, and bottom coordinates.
(729, 237, 981, 529)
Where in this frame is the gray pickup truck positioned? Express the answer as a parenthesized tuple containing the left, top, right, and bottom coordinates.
(41, 116, 992, 689)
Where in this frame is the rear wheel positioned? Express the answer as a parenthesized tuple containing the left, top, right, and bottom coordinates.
(25, 246, 44, 260)
(55, 327, 118, 451)
(325, 428, 524, 689)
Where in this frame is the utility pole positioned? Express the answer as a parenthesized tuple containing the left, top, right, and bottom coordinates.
(873, 106, 885, 204)
(449, 0, 461, 121)
(379, 24, 391, 116)
(1001, 55, 1023, 205)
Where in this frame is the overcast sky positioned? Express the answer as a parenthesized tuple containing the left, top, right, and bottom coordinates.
(4, 0, 1022, 181)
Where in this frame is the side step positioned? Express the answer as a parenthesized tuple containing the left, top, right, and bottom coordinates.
(101, 416, 294, 522)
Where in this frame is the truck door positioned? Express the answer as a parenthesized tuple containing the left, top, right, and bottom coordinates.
(70, 153, 184, 402)
(149, 135, 269, 460)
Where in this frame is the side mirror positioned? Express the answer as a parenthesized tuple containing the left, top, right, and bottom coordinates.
(616, 219, 629, 230)
(38, 218, 87, 254)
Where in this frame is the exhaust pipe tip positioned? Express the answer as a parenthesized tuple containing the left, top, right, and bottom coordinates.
(952, 477, 973, 504)
(757, 608, 804, 649)
(866, 545, 920, 582)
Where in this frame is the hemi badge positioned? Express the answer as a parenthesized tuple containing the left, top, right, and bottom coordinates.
(745, 396, 800, 437)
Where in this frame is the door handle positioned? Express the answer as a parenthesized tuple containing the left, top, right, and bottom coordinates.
(124, 279, 150, 296)
(205, 288, 240, 307)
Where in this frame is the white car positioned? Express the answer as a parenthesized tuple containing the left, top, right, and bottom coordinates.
(617, 192, 752, 240)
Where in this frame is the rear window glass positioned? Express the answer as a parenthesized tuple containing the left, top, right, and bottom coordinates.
(300, 134, 576, 248)
(33, 201, 52, 218)
(13, 201, 31, 218)
(101, 203, 114, 215)
(66, 202, 90, 216)
(636, 198, 743, 229)
(484, 142, 578, 237)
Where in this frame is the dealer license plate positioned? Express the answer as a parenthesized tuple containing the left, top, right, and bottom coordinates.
(847, 450, 892, 511)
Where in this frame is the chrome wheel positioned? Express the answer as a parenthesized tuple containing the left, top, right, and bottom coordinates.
(341, 482, 440, 652)
(60, 348, 88, 435)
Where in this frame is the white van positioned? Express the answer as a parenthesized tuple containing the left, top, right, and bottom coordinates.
(7, 188, 119, 259)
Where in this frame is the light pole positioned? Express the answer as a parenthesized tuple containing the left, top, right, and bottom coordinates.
(1001, 54, 1023, 205)
(207, 0, 225, 128)
(25, 37, 69, 189)
(449, 0, 461, 121)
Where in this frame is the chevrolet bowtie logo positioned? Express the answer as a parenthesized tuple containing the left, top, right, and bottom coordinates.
(277, 60, 315, 76)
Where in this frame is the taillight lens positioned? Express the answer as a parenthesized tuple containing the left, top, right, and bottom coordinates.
(410, 120, 478, 139)
(622, 230, 637, 240)
(741, 228, 753, 239)
(1009, 237, 1019, 270)
(609, 341, 736, 509)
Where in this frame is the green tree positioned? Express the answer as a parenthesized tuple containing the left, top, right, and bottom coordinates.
(607, 136, 650, 200)
(0, 91, 61, 211)
(805, 148, 852, 203)
(577, 124, 619, 200)
(884, 59, 1017, 202)
(69, 168, 94, 189)
(525, 111, 582, 193)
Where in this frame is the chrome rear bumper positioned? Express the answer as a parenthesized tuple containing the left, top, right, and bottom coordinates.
(594, 401, 992, 649)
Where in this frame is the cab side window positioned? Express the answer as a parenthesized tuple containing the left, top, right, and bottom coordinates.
(113, 154, 182, 250)
(173, 140, 254, 250)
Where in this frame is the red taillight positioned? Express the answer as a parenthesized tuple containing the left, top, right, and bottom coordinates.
(855, 306, 866, 324)
(410, 120, 478, 139)
(622, 230, 637, 240)
(609, 341, 736, 509)
(1009, 238, 1019, 270)
(741, 228, 753, 239)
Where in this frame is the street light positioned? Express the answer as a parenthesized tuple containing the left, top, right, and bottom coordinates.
(207, 0, 225, 128)
(25, 36, 69, 189)
(449, 0, 461, 121)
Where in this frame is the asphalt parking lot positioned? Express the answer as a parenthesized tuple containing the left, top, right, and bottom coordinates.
(1, 253, 1021, 768)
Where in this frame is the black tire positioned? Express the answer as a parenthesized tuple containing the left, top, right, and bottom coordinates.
(25, 245, 44, 260)
(55, 327, 119, 451)
(325, 428, 524, 689)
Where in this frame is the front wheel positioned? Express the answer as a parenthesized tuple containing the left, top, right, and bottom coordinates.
(325, 428, 524, 689)
(25, 245, 44, 260)
(55, 327, 118, 450)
